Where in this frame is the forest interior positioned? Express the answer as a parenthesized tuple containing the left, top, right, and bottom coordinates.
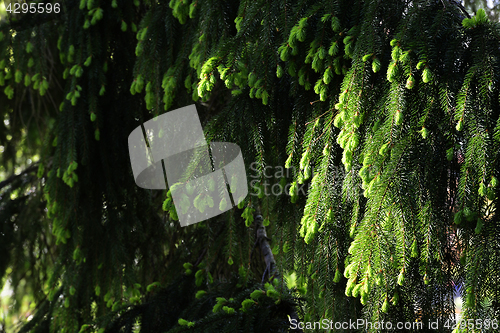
(1, 0, 500, 332)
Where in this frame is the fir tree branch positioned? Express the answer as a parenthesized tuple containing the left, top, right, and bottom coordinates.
(253, 212, 303, 333)
(254, 214, 278, 281)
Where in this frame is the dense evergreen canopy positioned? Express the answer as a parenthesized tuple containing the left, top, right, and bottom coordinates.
(1, 0, 500, 332)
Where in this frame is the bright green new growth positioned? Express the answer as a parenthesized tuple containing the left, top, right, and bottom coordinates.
(1, 1, 500, 332)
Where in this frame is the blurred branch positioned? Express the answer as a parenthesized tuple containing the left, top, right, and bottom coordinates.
(0, 163, 38, 191)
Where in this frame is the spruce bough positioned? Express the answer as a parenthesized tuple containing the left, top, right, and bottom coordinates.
(0, 1, 499, 332)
